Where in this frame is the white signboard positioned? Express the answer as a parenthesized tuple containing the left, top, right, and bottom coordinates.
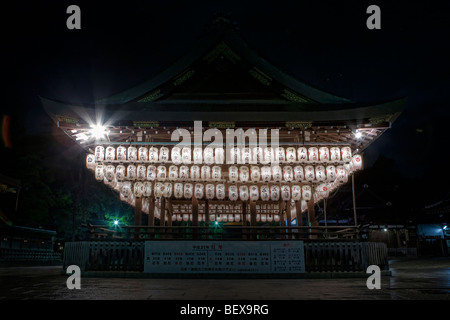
(144, 241, 305, 273)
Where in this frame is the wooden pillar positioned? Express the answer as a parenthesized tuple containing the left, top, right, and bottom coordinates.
(242, 201, 248, 240)
(167, 199, 173, 239)
(134, 197, 142, 239)
(285, 201, 292, 239)
(192, 196, 199, 240)
(250, 201, 257, 240)
(148, 197, 155, 239)
(160, 198, 166, 238)
(307, 199, 318, 239)
(295, 200, 303, 238)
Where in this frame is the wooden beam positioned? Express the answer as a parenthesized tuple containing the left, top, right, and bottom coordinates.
(307, 199, 318, 239)
(134, 197, 142, 239)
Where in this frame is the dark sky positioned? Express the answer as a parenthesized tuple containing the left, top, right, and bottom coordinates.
(2, 0, 450, 179)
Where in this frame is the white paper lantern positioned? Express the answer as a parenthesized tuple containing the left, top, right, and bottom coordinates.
(174, 182, 183, 199)
(203, 147, 214, 165)
(136, 164, 146, 181)
(105, 146, 115, 162)
(171, 147, 182, 165)
(241, 148, 251, 164)
(205, 183, 215, 200)
(127, 146, 137, 162)
(163, 182, 172, 198)
(160, 146, 170, 163)
(261, 166, 271, 182)
(127, 164, 137, 180)
(216, 184, 226, 200)
(308, 147, 319, 162)
(315, 165, 326, 182)
(214, 147, 224, 164)
(156, 165, 167, 181)
(304, 165, 315, 182)
(117, 146, 127, 161)
(297, 147, 308, 163)
(138, 147, 148, 162)
(146, 165, 157, 181)
(211, 166, 221, 181)
(168, 165, 178, 180)
(86, 154, 96, 170)
(230, 147, 241, 164)
(148, 147, 158, 163)
(179, 165, 189, 181)
(184, 183, 193, 199)
(234, 214, 241, 222)
(239, 166, 249, 182)
(249, 185, 259, 201)
(250, 166, 260, 182)
(326, 165, 336, 182)
(319, 147, 330, 162)
(286, 147, 296, 163)
(281, 185, 291, 201)
(228, 185, 239, 201)
(134, 182, 144, 197)
(116, 165, 126, 181)
(239, 185, 249, 201)
(193, 146, 203, 164)
(154, 182, 164, 198)
(352, 154, 363, 170)
(275, 147, 285, 163)
(315, 183, 329, 199)
(274, 214, 280, 222)
(143, 181, 152, 197)
(228, 166, 239, 183)
(194, 183, 204, 199)
(272, 165, 282, 182)
(252, 147, 263, 164)
(291, 185, 302, 201)
(294, 166, 304, 182)
(330, 147, 340, 162)
(183, 214, 189, 222)
(190, 165, 200, 181)
(270, 185, 280, 201)
(104, 165, 115, 182)
(283, 166, 294, 182)
(302, 185, 312, 201)
(95, 146, 105, 162)
(336, 165, 348, 183)
(264, 147, 274, 164)
(201, 165, 211, 181)
(121, 181, 132, 199)
(341, 146, 352, 162)
(260, 185, 270, 201)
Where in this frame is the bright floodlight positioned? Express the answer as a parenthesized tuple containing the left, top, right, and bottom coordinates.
(114, 220, 119, 226)
(89, 124, 107, 139)
(354, 131, 362, 139)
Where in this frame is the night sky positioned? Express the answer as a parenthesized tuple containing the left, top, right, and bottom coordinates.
(2, 1, 450, 194)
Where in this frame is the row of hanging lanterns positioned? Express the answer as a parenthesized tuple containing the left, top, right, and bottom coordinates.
(92, 145, 354, 165)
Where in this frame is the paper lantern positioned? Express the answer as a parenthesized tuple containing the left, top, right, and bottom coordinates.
(261, 166, 271, 182)
(270, 185, 280, 201)
(336, 165, 347, 183)
(315, 183, 329, 199)
(260, 185, 270, 201)
(286, 147, 296, 163)
(272, 165, 282, 182)
(95, 146, 105, 162)
(264, 147, 274, 164)
(302, 185, 312, 201)
(116, 165, 126, 181)
(174, 182, 183, 199)
(105, 146, 115, 161)
(194, 183, 204, 199)
(136, 164, 146, 181)
(184, 183, 193, 199)
(154, 182, 164, 198)
(121, 181, 132, 199)
(297, 147, 308, 163)
(239, 166, 249, 182)
(344, 162, 354, 174)
(281, 185, 291, 201)
(204, 147, 214, 165)
(294, 166, 304, 182)
(212, 165, 221, 181)
(156, 165, 167, 181)
(138, 147, 148, 161)
(205, 183, 215, 199)
(148, 147, 158, 163)
(234, 214, 241, 222)
(304, 165, 315, 182)
(308, 147, 319, 162)
(250, 166, 260, 182)
(146, 165, 157, 181)
(250, 185, 259, 201)
(283, 166, 294, 182)
(168, 165, 178, 180)
(179, 165, 189, 181)
(341, 146, 352, 162)
(291, 185, 302, 201)
(275, 147, 285, 163)
(215, 147, 224, 164)
(201, 165, 211, 181)
(193, 146, 203, 164)
(326, 165, 336, 182)
(330, 147, 340, 162)
(319, 147, 330, 162)
(86, 154, 96, 170)
(228, 166, 239, 183)
(190, 165, 200, 181)
(127, 164, 137, 180)
(274, 214, 280, 222)
(239, 185, 249, 201)
(171, 147, 182, 165)
(216, 184, 226, 200)
(143, 181, 152, 197)
(160, 146, 170, 163)
(104, 165, 115, 182)
(163, 182, 172, 198)
(230, 147, 241, 165)
(117, 146, 127, 161)
(134, 182, 144, 197)
(127, 146, 137, 162)
(315, 165, 326, 182)
(252, 147, 263, 164)
(183, 214, 189, 222)
(241, 147, 251, 164)
(228, 185, 239, 201)
(352, 154, 363, 170)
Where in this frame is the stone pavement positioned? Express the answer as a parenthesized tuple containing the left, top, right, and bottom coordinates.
(0, 257, 448, 301)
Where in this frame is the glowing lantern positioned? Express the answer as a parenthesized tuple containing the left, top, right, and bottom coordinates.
(86, 154, 96, 170)
(184, 183, 193, 199)
(315, 165, 326, 182)
(326, 165, 336, 182)
(156, 165, 167, 181)
(252, 147, 263, 164)
(275, 147, 285, 163)
(270, 185, 280, 201)
(180, 147, 190, 164)
(127, 164, 137, 180)
(138, 147, 148, 162)
(127, 146, 137, 162)
(352, 154, 363, 170)
(291, 185, 302, 201)
(228, 166, 239, 183)
(286, 147, 296, 163)
(308, 147, 319, 162)
(163, 182, 172, 198)
(297, 147, 308, 163)
(229, 185, 238, 201)
(319, 147, 330, 162)
(304, 165, 315, 182)
(143, 181, 152, 197)
(174, 182, 183, 199)
(250, 166, 261, 182)
(261, 166, 271, 182)
(168, 165, 178, 180)
(264, 147, 274, 164)
(242, 148, 251, 164)
(105, 165, 115, 182)
(160, 147, 170, 163)
(179, 165, 189, 181)
(212, 166, 221, 181)
(216, 184, 226, 200)
(272, 165, 282, 182)
(283, 166, 294, 182)
(95, 146, 105, 162)
(341, 146, 352, 162)
(239, 166, 249, 182)
(274, 215, 280, 222)
(201, 165, 211, 181)
(194, 183, 204, 199)
(148, 147, 158, 163)
(116, 165, 126, 181)
(136, 164, 146, 181)
(190, 165, 200, 181)
(134, 182, 144, 197)
(121, 181, 132, 199)
(239, 185, 249, 201)
(193, 146, 203, 164)
(315, 183, 329, 199)
(250, 185, 259, 201)
(260, 185, 270, 201)
(183, 214, 189, 222)
(171, 147, 182, 165)
(105, 146, 115, 161)
(336, 165, 348, 183)
(294, 166, 304, 182)
(302, 185, 312, 201)
(204, 147, 214, 165)
(154, 182, 164, 198)
(205, 183, 215, 200)
(215, 147, 224, 164)
(281, 185, 291, 201)
(230, 147, 241, 165)
(117, 146, 127, 161)
(146, 165, 157, 181)
(330, 147, 340, 162)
